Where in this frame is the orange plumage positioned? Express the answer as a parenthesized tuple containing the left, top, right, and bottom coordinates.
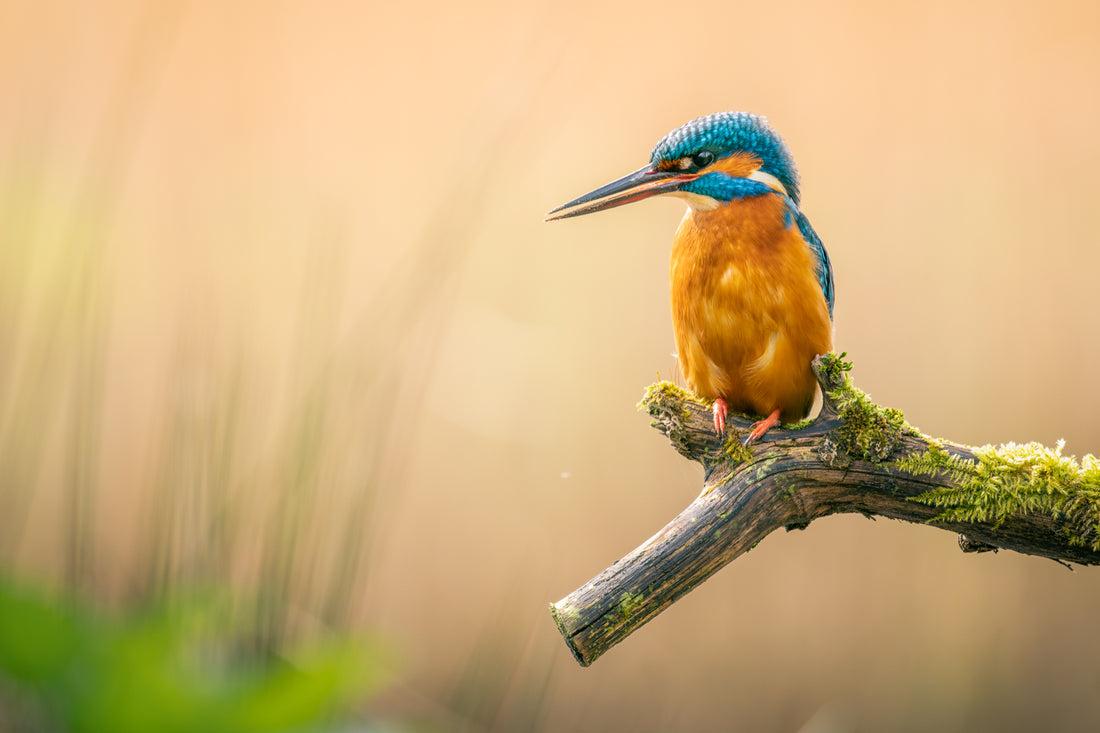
(670, 195, 832, 425)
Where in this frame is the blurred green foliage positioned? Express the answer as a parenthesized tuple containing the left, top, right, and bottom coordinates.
(0, 577, 389, 733)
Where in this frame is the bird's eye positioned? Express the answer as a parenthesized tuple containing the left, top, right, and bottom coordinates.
(691, 151, 715, 168)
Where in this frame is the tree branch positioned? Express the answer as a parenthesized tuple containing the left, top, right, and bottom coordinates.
(550, 354, 1100, 667)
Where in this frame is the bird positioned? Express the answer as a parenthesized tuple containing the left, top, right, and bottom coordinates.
(546, 111, 834, 443)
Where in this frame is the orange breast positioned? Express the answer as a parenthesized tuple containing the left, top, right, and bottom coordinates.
(669, 194, 833, 423)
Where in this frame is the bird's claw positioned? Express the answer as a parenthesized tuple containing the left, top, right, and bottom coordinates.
(743, 408, 782, 445)
(712, 399, 728, 435)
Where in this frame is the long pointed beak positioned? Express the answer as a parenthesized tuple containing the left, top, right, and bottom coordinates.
(545, 164, 696, 221)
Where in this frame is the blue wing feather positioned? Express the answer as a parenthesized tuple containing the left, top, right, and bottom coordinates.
(795, 212, 834, 319)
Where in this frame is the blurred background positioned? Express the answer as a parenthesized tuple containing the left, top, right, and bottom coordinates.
(2, 0, 1099, 730)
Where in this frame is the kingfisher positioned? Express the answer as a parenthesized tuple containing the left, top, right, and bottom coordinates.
(546, 112, 834, 442)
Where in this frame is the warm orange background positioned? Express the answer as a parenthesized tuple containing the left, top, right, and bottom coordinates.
(2, 1, 1100, 730)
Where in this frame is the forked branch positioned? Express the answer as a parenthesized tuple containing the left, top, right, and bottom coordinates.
(550, 354, 1100, 666)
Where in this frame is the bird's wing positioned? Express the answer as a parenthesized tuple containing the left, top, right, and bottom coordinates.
(795, 212, 834, 319)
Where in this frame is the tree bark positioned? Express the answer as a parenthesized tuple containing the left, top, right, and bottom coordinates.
(550, 355, 1100, 667)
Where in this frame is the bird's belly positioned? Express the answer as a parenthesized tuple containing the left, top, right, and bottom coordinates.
(676, 312, 821, 422)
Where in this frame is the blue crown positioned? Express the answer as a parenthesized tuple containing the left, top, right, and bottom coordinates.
(650, 112, 801, 204)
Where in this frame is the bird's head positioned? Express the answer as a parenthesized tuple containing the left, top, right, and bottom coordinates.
(546, 111, 800, 221)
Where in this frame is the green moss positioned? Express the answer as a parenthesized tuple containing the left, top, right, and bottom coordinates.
(824, 355, 916, 462)
(754, 455, 782, 481)
(617, 591, 643, 620)
(816, 351, 854, 387)
(552, 603, 581, 625)
(901, 441, 1100, 550)
(786, 416, 815, 431)
(722, 434, 753, 465)
(639, 381, 702, 417)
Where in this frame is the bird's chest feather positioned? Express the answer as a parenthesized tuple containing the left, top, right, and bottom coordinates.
(668, 194, 831, 410)
(670, 196, 810, 332)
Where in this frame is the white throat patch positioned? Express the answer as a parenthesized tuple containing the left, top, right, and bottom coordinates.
(669, 190, 721, 211)
(747, 169, 788, 196)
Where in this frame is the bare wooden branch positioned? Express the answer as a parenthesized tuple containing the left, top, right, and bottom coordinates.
(550, 355, 1100, 667)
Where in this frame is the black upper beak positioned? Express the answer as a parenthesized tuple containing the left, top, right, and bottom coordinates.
(545, 164, 695, 221)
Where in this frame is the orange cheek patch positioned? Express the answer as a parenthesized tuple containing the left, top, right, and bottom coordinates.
(711, 151, 762, 178)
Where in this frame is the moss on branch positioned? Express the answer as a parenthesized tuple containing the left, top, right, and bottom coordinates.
(820, 353, 918, 462)
(901, 441, 1100, 551)
(636, 352, 1100, 554)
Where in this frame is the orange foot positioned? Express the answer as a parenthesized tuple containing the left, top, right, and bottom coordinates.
(712, 398, 728, 435)
(744, 408, 782, 445)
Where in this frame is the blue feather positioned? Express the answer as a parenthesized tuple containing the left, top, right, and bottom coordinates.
(650, 112, 801, 205)
(680, 174, 772, 202)
(795, 211, 835, 319)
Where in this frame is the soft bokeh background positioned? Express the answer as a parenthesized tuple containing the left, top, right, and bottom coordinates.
(2, 0, 1100, 730)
